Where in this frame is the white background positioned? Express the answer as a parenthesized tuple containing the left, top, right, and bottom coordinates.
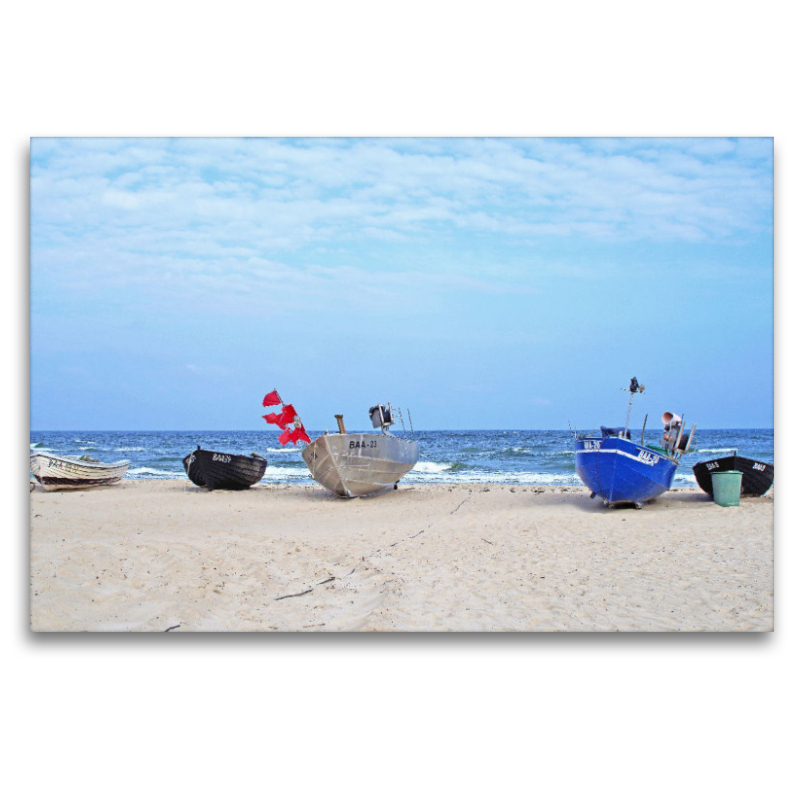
(6, 2, 795, 798)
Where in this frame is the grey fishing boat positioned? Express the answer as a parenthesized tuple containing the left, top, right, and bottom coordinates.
(302, 404, 419, 497)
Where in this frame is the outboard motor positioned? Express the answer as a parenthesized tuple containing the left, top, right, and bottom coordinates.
(369, 404, 394, 430)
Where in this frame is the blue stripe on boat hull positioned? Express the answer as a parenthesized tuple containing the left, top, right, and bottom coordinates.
(574, 437, 678, 506)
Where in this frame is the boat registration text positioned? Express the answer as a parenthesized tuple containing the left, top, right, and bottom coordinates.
(636, 449, 659, 466)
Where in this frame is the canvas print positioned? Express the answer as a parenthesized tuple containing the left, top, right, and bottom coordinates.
(29, 137, 774, 632)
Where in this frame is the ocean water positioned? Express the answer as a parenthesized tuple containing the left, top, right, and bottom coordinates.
(30, 429, 774, 488)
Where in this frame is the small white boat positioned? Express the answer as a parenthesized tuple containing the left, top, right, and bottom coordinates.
(302, 404, 419, 497)
(30, 452, 130, 491)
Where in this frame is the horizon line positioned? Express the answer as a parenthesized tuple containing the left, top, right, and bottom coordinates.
(30, 426, 776, 433)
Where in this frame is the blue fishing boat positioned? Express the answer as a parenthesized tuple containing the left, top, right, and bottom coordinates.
(573, 378, 695, 509)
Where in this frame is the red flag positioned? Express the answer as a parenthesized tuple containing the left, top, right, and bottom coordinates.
(262, 389, 282, 407)
(289, 423, 312, 444)
(277, 428, 296, 445)
(262, 404, 298, 430)
(262, 394, 310, 446)
(276, 404, 298, 428)
(279, 427, 311, 446)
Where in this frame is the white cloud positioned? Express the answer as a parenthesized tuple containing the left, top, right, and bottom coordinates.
(30, 136, 773, 317)
(102, 189, 143, 209)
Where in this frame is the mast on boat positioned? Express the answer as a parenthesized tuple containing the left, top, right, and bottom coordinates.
(623, 377, 645, 437)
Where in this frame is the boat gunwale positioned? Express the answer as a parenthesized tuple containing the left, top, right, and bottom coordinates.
(31, 452, 132, 470)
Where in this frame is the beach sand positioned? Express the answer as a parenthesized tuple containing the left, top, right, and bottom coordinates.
(29, 480, 774, 632)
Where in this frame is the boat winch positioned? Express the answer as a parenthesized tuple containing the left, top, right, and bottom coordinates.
(369, 403, 395, 432)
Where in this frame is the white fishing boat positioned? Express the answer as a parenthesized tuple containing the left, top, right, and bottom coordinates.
(302, 405, 420, 497)
(30, 452, 130, 491)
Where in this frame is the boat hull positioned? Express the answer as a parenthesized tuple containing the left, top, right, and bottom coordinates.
(30, 453, 130, 491)
(302, 433, 419, 497)
(182, 448, 267, 491)
(574, 436, 678, 507)
(692, 455, 773, 497)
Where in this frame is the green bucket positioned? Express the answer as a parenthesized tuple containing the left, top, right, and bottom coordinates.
(711, 470, 743, 507)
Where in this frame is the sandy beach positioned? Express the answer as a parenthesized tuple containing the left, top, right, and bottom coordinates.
(29, 480, 773, 632)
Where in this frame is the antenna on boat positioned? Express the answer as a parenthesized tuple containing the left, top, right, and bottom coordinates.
(623, 377, 645, 437)
(407, 408, 415, 436)
(397, 407, 407, 435)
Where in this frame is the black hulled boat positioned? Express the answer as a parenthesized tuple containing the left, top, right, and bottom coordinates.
(183, 447, 267, 491)
(692, 453, 774, 497)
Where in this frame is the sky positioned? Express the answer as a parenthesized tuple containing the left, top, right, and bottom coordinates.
(30, 137, 774, 431)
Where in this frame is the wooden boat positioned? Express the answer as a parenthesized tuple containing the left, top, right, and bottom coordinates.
(302, 404, 419, 497)
(574, 378, 695, 509)
(30, 452, 130, 491)
(692, 453, 773, 497)
(182, 447, 267, 491)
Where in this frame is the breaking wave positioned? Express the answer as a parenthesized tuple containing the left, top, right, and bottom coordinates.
(411, 461, 452, 474)
(264, 465, 310, 479)
(127, 466, 183, 478)
(407, 469, 580, 485)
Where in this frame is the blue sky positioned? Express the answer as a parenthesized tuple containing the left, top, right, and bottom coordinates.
(30, 137, 773, 431)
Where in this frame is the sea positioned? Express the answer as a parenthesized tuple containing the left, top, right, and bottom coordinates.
(30, 429, 774, 488)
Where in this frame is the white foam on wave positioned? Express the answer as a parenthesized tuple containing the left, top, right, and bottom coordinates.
(264, 465, 310, 478)
(411, 461, 452, 474)
(128, 467, 183, 477)
(265, 447, 302, 454)
(697, 448, 737, 454)
(408, 470, 579, 485)
(114, 446, 145, 452)
(514, 472, 580, 485)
